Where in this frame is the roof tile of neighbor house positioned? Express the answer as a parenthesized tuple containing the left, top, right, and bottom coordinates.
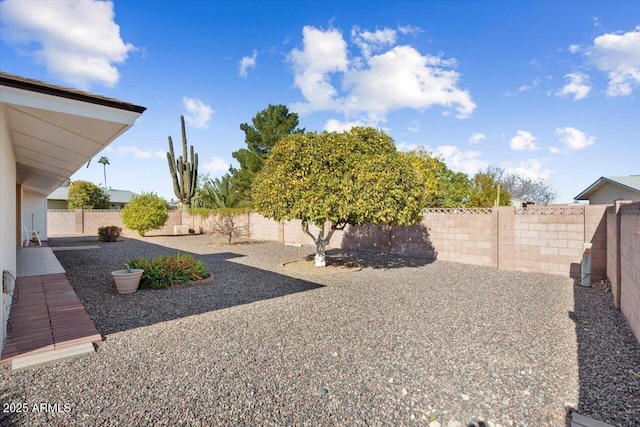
(574, 175, 640, 200)
(48, 187, 137, 205)
(0, 72, 146, 113)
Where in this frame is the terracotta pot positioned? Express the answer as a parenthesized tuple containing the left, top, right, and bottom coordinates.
(111, 269, 143, 294)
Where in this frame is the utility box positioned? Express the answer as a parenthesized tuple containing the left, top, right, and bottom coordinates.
(581, 242, 593, 287)
(174, 225, 189, 235)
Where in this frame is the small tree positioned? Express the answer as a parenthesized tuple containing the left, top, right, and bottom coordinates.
(192, 174, 244, 209)
(67, 180, 109, 209)
(252, 127, 424, 267)
(204, 209, 249, 243)
(121, 193, 169, 237)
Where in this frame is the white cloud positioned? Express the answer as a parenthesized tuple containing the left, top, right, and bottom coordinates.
(555, 127, 595, 150)
(433, 145, 487, 175)
(324, 119, 364, 132)
(407, 121, 421, 133)
(239, 50, 257, 77)
(202, 157, 230, 174)
(395, 141, 421, 152)
(509, 130, 539, 151)
(351, 26, 397, 58)
(0, 0, 134, 88)
(288, 26, 349, 113)
(568, 44, 581, 53)
(505, 78, 540, 96)
(113, 146, 165, 159)
(588, 26, 640, 96)
(556, 72, 591, 100)
(289, 25, 476, 122)
(549, 146, 560, 154)
(345, 45, 476, 120)
(397, 24, 423, 36)
(469, 132, 486, 144)
(182, 97, 214, 129)
(505, 159, 553, 181)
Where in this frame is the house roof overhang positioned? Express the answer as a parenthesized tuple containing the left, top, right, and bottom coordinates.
(0, 72, 146, 196)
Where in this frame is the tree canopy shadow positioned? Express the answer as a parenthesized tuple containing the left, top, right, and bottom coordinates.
(567, 283, 640, 426)
(336, 222, 436, 269)
(47, 237, 324, 336)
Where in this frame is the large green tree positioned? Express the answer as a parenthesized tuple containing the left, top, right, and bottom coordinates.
(403, 148, 472, 208)
(231, 104, 303, 204)
(67, 180, 109, 209)
(468, 172, 511, 207)
(252, 127, 424, 267)
(482, 165, 557, 205)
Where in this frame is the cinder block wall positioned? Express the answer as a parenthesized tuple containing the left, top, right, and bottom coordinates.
(247, 212, 280, 242)
(420, 212, 493, 266)
(606, 205, 620, 306)
(585, 205, 609, 280)
(47, 210, 76, 235)
(47, 206, 609, 279)
(620, 203, 640, 343)
(514, 211, 585, 277)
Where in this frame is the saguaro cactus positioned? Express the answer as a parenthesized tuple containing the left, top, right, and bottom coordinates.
(167, 115, 199, 209)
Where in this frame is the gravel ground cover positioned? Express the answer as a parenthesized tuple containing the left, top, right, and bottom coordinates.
(1, 234, 639, 426)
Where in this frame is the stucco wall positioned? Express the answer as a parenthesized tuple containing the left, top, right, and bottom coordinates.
(588, 181, 640, 205)
(0, 107, 17, 353)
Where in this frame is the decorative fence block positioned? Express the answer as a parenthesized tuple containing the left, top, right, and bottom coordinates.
(515, 206, 585, 215)
(423, 208, 493, 215)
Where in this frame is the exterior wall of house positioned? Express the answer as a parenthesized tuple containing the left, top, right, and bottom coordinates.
(588, 182, 640, 204)
(47, 200, 67, 209)
(0, 107, 17, 353)
(22, 191, 48, 241)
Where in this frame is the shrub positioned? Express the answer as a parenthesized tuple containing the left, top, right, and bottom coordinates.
(98, 225, 121, 242)
(127, 253, 210, 289)
(121, 192, 169, 237)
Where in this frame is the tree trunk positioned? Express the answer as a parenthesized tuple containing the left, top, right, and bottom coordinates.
(303, 222, 335, 267)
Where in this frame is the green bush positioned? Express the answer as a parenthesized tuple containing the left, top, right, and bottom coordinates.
(98, 225, 121, 242)
(127, 253, 210, 289)
(121, 192, 169, 237)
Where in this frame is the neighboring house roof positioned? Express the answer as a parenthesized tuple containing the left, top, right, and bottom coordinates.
(48, 187, 138, 204)
(574, 175, 640, 200)
(1, 71, 146, 196)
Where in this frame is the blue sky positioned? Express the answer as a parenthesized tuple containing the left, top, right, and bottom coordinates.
(1, 0, 638, 203)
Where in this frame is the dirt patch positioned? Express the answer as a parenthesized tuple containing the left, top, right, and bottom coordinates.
(281, 258, 362, 275)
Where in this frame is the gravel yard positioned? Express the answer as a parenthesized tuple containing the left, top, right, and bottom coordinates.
(1, 235, 639, 426)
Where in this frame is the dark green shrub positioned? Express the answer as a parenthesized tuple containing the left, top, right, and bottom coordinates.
(98, 225, 121, 242)
(127, 253, 210, 289)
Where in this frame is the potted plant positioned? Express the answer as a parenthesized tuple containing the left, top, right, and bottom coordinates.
(111, 264, 143, 294)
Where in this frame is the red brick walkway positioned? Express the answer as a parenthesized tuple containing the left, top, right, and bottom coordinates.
(1, 273, 102, 365)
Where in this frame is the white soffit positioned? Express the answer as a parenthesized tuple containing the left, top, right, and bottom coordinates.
(1, 83, 144, 196)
